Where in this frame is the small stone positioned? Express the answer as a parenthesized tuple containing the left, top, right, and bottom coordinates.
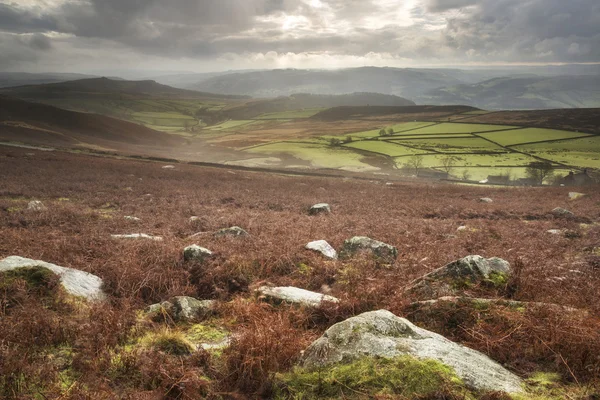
(183, 245, 213, 262)
(111, 234, 163, 241)
(305, 240, 338, 259)
(162, 165, 175, 169)
(27, 200, 46, 211)
(547, 229, 564, 235)
(124, 216, 141, 222)
(309, 203, 331, 215)
(457, 226, 468, 232)
(479, 198, 493, 203)
(258, 286, 339, 307)
(551, 207, 574, 216)
(568, 192, 586, 201)
(339, 236, 398, 261)
(214, 226, 249, 237)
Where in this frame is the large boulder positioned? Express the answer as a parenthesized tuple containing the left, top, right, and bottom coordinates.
(309, 203, 331, 215)
(0, 256, 106, 301)
(405, 255, 511, 300)
(257, 286, 339, 308)
(305, 240, 337, 259)
(214, 226, 248, 237)
(339, 236, 397, 261)
(301, 310, 523, 393)
(183, 245, 213, 262)
(147, 296, 217, 322)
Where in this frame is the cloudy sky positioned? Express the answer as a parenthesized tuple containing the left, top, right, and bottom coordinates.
(1, 0, 598, 73)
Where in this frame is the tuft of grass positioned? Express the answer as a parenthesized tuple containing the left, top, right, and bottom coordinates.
(141, 330, 195, 356)
(274, 356, 472, 399)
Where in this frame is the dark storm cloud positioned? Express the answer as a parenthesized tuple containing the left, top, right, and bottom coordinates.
(0, 0, 598, 70)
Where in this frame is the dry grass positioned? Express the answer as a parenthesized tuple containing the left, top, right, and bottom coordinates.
(1, 146, 599, 398)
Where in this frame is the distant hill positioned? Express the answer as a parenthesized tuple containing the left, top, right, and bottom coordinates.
(191, 67, 464, 99)
(311, 105, 478, 121)
(421, 75, 600, 110)
(0, 72, 103, 89)
(218, 92, 415, 120)
(0, 96, 184, 150)
(149, 70, 262, 89)
(0, 77, 248, 100)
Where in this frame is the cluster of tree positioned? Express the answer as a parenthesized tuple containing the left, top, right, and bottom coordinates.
(378, 128, 395, 137)
(329, 136, 354, 147)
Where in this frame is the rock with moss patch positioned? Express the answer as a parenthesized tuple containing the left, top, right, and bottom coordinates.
(551, 207, 574, 217)
(305, 240, 337, 259)
(309, 203, 331, 215)
(27, 200, 46, 211)
(300, 309, 523, 393)
(0, 256, 106, 301)
(339, 236, 397, 261)
(405, 255, 511, 300)
(257, 286, 339, 307)
(147, 296, 217, 322)
(214, 226, 248, 237)
(183, 245, 213, 262)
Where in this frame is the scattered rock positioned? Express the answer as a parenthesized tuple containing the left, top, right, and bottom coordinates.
(124, 216, 141, 222)
(479, 198, 493, 203)
(0, 256, 106, 301)
(547, 229, 564, 235)
(27, 200, 46, 211)
(305, 240, 338, 259)
(551, 207, 573, 217)
(189, 216, 200, 222)
(568, 192, 586, 201)
(405, 255, 511, 300)
(257, 286, 339, 307)
(309, 203, 331, 215)
(111, 234, 163, 241)
(214, 226, 248, 237)
(457, 225, 468, 232)
(147, 296, 217, 322)
(162, 165, 175, 169)
(183, 245, 213, 262)
(300, 310, 523, 393)
(339, 236, 398, 261)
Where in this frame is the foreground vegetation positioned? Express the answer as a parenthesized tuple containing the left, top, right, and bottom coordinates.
(1, 146, 599, 398)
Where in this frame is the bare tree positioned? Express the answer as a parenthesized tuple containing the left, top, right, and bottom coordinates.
(404, 155, 424, 176)
(440, 156, 456, 175)
(525, 161, 554, 185)
(462, 170, 471, 181)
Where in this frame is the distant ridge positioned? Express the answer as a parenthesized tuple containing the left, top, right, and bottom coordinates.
(311, 105, 478, 121)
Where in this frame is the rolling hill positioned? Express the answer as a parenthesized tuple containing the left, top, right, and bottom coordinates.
(0, 96, 185, 150)
(0, 72, 101, 89)
(421, 75, 600, 110)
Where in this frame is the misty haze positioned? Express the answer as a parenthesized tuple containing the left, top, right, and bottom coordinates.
(1, 1, 599, 399)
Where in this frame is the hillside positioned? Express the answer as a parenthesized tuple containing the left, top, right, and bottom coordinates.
(422, 75, 600, 109)
(191, 67, 464, 99)
(0, 96, 185, 150)
(311, 105, 477, 121)
(0, 72, 100, 89)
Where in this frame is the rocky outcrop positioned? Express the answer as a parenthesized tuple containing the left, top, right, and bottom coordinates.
(0, 256, 106, 301)
(183, 245, 213, 262)
(301, 310, 523, 393)
(309, 203, 331, 215)
(405, 255, 511, 300)
(305, 240, 338, 259)
(339, 236, 397, 261)
(147, 296, 217, 322)
(257, 286, 339, 307)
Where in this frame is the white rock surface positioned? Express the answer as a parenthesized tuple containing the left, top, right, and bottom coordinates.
(0, 256, 106, 301)
(309, 203, 331, 215)
(568, 192, 586, 201)
(305, 240, 338, 259)
(301, 310, 523, 393)
(111, 234, 163, 241)
(27, 200, 46, 211)
(479, 198, 493, 203)
(124, 216, 141, 222)
(162, 165, 175, 169)
(258, 286, 339, 307)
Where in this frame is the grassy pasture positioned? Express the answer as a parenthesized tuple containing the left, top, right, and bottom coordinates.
(206, 120, 258, 130)
(254, 108, 325, 120)
(389, 137, 505, 153)
(343, 140, 426, 157)
(131, 111, 197, 128)
(406, 123, 517, 135)
(479, 127, 591, 146)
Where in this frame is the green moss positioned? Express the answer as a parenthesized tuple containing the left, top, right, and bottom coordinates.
(297, 263, 313, 275)
(1, 266, 56, 289)
(186, 324, 228, 343)
(138, 330, 195, 356)
(485, 271, 509, 288)
(274, 356, 473, 400)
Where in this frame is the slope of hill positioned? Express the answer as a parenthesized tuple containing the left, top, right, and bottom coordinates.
(0, 96, 185, 150)
(421, 75, 600, 110)
(311, 105, 477, 121)
(191, 67, 463, 99)
(0, 72, 101, 89)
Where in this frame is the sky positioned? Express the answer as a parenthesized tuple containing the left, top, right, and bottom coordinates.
(0, 0, 599, 74)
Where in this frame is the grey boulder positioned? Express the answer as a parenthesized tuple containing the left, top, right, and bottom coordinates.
(305, 240, 337, 259)
(0, 256, 106, 301)
(147, 296, 217, 322)
(27, 200, 46, 211)
(301, 310, 523, 393)
(309, 203, 331, 215)
(551, 207, 574, 216)
(339, 236, 398, 261)
(479, 198, 493, 203)
(257, 286, 339, 308)
(183, 245, 213, 262)
(214, 226, 249, 237)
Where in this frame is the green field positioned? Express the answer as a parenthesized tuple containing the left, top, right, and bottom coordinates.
(389, 137, 505, 153)
(479, 128, 591, 146)
(247, 142, 378, 171)
(131, 111, 197, 127)
(405, 123, 517, 135)
(343, 140, 426, 157)
(254, 108, 325, 120)
(206, 120, 258, 130)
